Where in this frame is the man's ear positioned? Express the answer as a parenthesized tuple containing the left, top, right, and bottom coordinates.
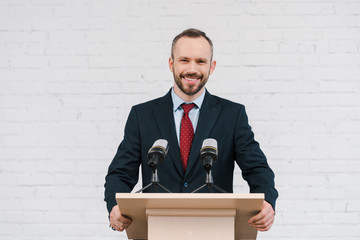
(168, 57, 174, 72)
(210, 60, 216, 75)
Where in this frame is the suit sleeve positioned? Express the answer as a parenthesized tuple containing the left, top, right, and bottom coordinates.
(104, 107, 142, 214)
(234, 105, 278, 210)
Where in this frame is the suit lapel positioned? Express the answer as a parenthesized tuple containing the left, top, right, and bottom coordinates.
(185, 91, 221, 176)
(153, 90, 184, 175)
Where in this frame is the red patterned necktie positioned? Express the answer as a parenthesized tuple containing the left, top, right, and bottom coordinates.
(180, 103, 196, 171)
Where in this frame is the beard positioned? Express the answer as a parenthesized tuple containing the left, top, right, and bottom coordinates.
(173, 71, 209, 96)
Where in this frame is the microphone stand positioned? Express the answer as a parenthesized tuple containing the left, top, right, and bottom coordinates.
(191, 169, 227, 193)
(135, 168, 172, 193)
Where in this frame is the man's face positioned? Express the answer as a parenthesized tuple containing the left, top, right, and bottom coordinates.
(169, 37, 216, 99)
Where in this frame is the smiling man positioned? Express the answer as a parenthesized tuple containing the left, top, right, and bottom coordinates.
(105, 28, 278, 233)
(170, 34, 216, 101)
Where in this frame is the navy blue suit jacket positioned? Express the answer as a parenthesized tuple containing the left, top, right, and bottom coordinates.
(104, 90, 278, 213)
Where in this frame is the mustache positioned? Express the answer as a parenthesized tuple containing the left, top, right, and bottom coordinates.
(180, 73, 203, 79)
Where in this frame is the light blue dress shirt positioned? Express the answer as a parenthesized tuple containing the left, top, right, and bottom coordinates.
(171, 88, 206, 145)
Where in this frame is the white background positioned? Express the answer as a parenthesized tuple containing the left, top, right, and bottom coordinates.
(0, 0, 359, 239)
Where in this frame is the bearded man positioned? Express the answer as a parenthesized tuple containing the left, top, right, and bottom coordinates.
(105, 28, 278, 233)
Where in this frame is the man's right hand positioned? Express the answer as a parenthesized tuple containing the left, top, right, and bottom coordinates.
(109, 205, 132, 232)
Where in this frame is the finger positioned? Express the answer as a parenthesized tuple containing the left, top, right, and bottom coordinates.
(109, 206, 132, 231)
(249, 210, 269, 225)
(119, 214, 132, 225)
(250, 216, 273, 228)
(249, 214, 274, 231)
(111, 217, 129, 229)
(110, 215, 127, 231)
(249, 211, 264, 223)
(110, 221, 127, 232)
(110, 224, 122, 232)
(250, 213, 273, 227)
(249, 213, 273, 229)
(251, 211, 272, 225)
(249, 202, 274, 224)
(254, 218, 274, 232)
(248, 208, 267, 223)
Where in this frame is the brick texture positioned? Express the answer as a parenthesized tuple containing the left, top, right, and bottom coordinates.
(0, 0, 359, 239)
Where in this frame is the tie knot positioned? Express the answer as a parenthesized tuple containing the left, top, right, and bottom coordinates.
(182, 103, 196, 114)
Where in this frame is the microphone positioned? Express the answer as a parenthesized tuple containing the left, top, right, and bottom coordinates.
(148, 139, 169, 171)
(200, 138, 217, 172)
(192, 138, 227, 193)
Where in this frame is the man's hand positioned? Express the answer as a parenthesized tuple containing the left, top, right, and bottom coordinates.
(109, 205, 132, 232)
(248, 201, 275, 231)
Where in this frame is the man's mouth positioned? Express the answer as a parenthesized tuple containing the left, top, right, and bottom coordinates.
(181, 74, 202, 83)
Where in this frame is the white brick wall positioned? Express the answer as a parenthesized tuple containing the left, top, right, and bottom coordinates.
(0, 0, 359, 239)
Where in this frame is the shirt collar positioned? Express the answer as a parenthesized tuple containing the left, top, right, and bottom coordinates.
(171, 87, 206, 112)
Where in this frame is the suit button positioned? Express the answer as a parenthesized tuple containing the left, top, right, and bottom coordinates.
(184, 182, 188, 188)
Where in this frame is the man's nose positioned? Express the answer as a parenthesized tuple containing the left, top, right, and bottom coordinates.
(187, 61, 198, 73)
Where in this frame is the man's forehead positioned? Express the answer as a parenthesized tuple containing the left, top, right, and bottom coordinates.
(173, 37, 212, 58)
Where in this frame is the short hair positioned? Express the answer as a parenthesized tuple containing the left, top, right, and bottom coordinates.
(171, 28, 213, 59)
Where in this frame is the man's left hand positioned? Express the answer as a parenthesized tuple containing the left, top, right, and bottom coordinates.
(248, 201, 275, 231)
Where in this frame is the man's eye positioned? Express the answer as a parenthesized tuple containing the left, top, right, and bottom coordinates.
(180, 59, 188, 62)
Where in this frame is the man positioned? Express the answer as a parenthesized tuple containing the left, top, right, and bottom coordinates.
(104, 28, 278, 233)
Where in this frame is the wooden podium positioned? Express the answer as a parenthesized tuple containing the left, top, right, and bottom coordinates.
(116, 193, 264, 240)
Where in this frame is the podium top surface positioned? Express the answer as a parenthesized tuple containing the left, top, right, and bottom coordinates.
(116, 193, 264, 240)
(117, 192, 263, 200)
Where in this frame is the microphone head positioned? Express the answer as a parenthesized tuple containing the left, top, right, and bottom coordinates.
(148, 139, 169, 163)
(200, 138, 218, 158)
(151, 139, 168, 155)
